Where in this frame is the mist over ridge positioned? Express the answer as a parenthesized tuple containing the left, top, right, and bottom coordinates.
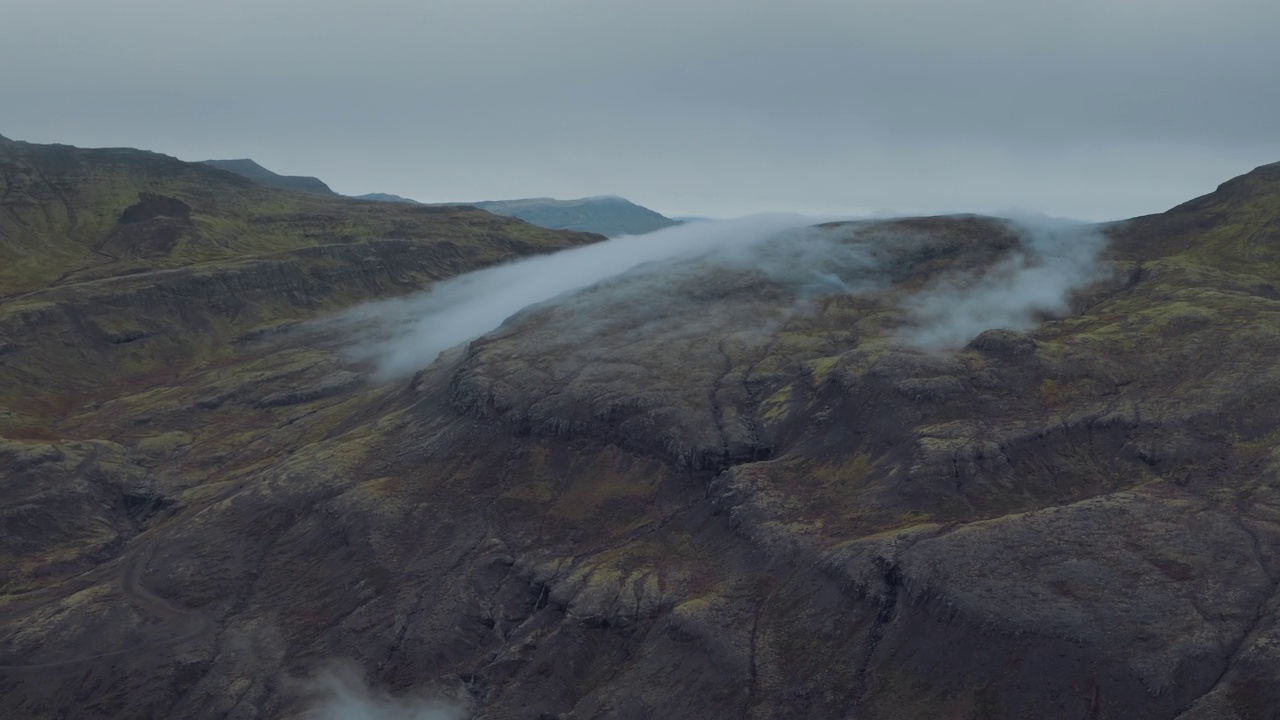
(340, 215, 818, 377)
(899, 215, 1110, 347)
(338, 212, 1109, 378)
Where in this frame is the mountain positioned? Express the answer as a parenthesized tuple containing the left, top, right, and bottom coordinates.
(206, 161, 676, 237)
(0, 135, 599, 448)
(200, 158, 338, 196)
(359, 194, 681, 237)
(4, 139, 1280, 720)
(353, 191, 422, 204)
(472, 195, 680, 236)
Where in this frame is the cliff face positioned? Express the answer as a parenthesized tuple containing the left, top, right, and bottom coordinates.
(2, 146, 1280, 720)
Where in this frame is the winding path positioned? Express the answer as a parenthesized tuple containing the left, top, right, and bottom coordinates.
(0, 489, 236, 672)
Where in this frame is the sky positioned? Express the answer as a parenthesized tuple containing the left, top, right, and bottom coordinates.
(2, 0, 1277, 220)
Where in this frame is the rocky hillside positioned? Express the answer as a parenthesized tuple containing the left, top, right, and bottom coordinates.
(2, 143, 1280, 720)
(472, 195, 680, 237)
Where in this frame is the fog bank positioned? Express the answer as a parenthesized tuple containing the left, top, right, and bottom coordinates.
(340, 215, 822, 377)
(338, 214, 1109, 376)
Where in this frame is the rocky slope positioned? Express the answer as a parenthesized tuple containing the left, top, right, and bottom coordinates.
(2, 144, 1280, 719)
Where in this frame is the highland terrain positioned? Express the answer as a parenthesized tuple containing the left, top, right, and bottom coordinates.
(2, 135, 1280, 719)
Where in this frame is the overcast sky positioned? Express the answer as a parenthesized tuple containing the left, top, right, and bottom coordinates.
(2, 0, 1277, 220)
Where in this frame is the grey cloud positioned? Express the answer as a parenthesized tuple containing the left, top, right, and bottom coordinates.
(1, 0, 1276, 218)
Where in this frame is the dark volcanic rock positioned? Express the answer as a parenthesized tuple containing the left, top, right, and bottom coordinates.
(118, 193, 192, 224)
(967, 327, 1037, 356)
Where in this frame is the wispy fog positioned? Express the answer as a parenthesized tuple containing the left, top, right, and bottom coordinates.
(338, 214, 1109, 376)
(304, 664, 464, 720)
(900, 217, 1110, 347)
(339, 215, 822, 377)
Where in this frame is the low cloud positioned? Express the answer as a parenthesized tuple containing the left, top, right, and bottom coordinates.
(338, 214, 1108, 377)
(899, 216, 1110, 347)
(339, 215, 823, 377)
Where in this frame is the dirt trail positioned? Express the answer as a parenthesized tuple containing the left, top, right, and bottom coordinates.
(0, 477, 240, 674)
(0, 532, 213, 672)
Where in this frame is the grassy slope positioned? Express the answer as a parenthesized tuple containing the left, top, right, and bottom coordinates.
(0, 140, 585, 296)
(0, 138, 600, 438)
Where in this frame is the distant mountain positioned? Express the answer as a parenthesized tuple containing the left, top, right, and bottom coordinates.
(471, 195, 680, 237)
(200, 158, 337, 196)
(353, 192, 422, 204)
(197, 157, 675, 236)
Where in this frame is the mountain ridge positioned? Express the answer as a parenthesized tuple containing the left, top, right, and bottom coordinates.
(353, 191, 421, 204)
(200, 158, 337, 196)
(471, 194, 680, 236)
(203, 156, 680, 236)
